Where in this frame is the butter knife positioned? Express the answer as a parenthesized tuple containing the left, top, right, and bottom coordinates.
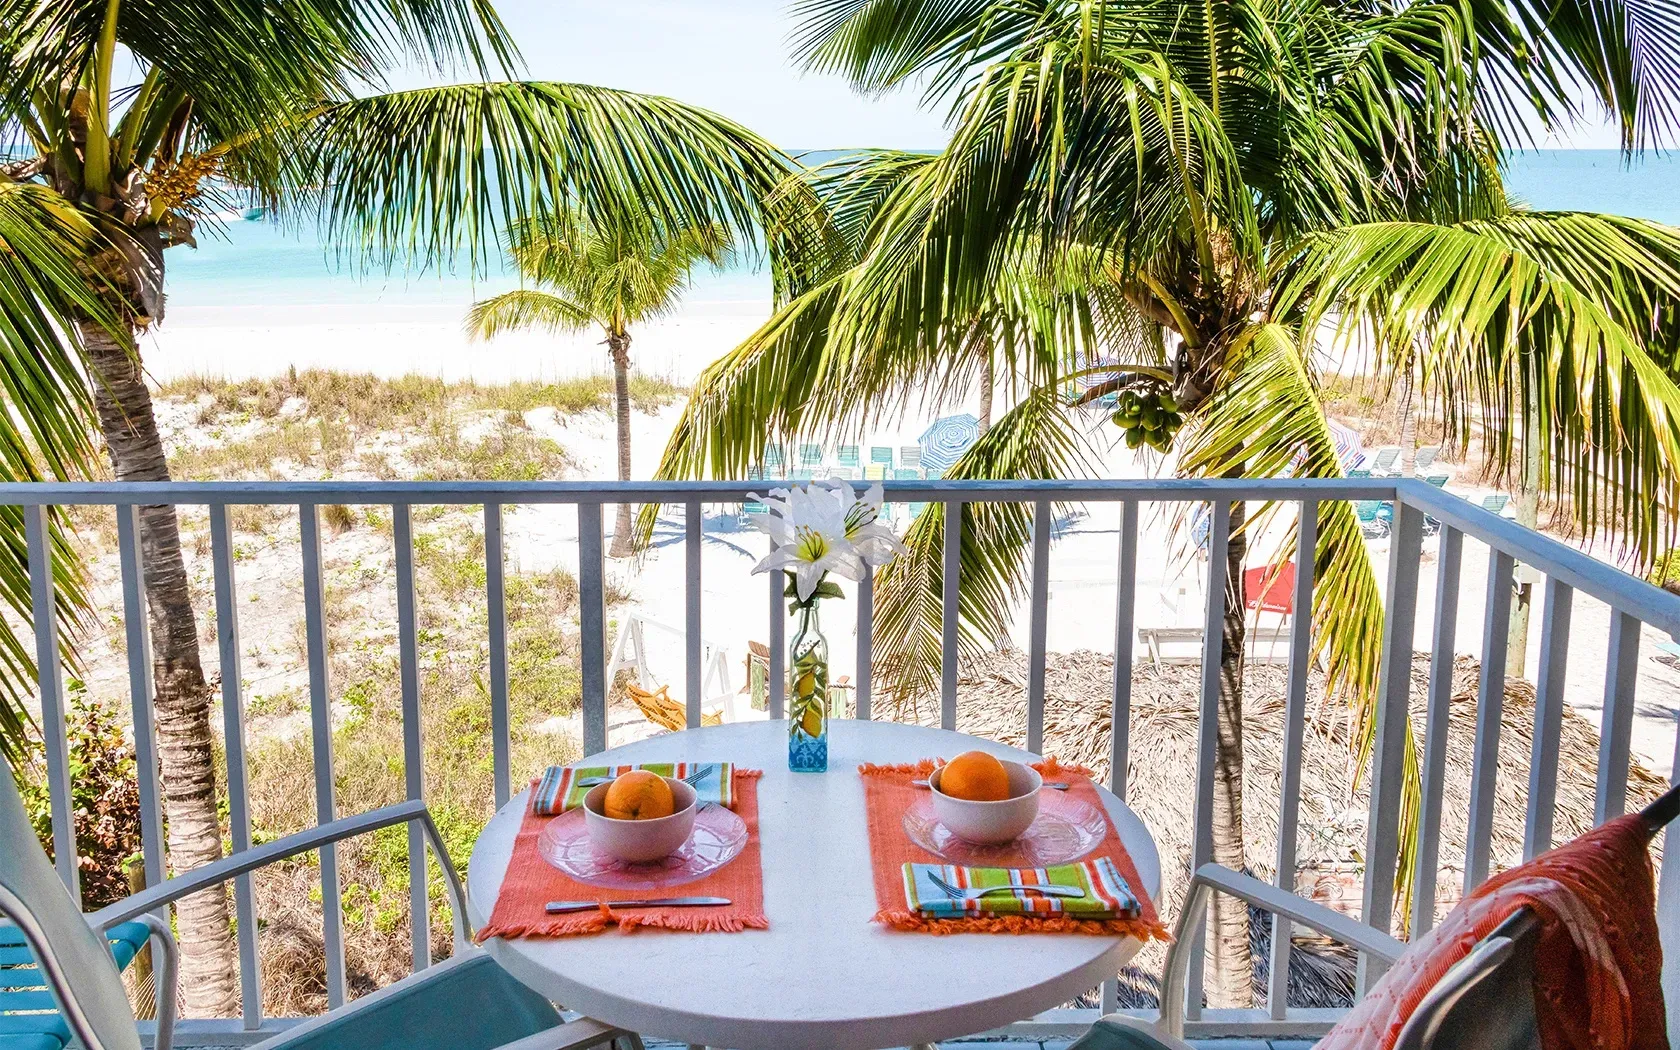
(545, 896, 732, 914)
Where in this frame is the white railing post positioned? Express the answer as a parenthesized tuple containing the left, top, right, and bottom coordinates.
(25, 505, 77, 900)
(1466, 548, 1515, 891)
(1026, 498, 1051, 754)
(1524, 577, 1572, 858)
(1596, 612, 1641, 821)
(1184, 499, 1230, 1021)
(856, 569, 874, 720)
(209, 505, 263, 1028)
(768, 558, 785, 720)
(577, 503, 608, 755)
(686, 500, 703, 729)
(1360, 498, 1424, 991)
(1412, 526, 1462, 936)
(298, 503, 347, 1007)
(116, 505, 165, 890)
(392, 504, 430, 972)
(484, 503, 512, 808)
(941, 500, 962, 731)
(1270, 499, 1318, 1017)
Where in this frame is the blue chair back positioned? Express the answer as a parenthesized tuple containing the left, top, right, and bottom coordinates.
(0, 758, 142, 1050)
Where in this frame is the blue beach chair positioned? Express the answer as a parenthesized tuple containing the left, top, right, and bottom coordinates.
(798, 444, 824, 469)
(837, 446, 860, 469)
(0, 755, 642, 1050)
(763, 443, 786, 478)
(899, 446, 923, 471)
(869, 446, 895, 468)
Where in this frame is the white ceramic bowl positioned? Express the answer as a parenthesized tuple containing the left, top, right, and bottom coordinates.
(928, 760, 1042, 844)
(583, 777, 698, 863)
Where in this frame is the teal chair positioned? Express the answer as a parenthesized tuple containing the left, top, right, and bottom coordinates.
(763, 443, 786, 477)
(798, 444, 824, 469)
(837, 446, 860, 469)
(869, 446, 894, 468)
(0, 756, 640, 1050)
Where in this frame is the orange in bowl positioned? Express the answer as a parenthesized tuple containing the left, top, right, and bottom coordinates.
(602, 770, 675, 821)
(939, 750, 1012, 802)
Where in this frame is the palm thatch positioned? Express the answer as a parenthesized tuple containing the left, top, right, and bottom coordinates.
(885, 649, 1669, 1007)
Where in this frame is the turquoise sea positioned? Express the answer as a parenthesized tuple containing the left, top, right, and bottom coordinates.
(162, 150, 1680, 316)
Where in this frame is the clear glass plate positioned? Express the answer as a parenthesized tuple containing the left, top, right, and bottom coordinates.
(901, 789, 1109, 867)
(536, 804, 749, 889)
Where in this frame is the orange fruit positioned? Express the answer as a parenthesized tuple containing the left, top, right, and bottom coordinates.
(601, 770, 675, 820)
(940, 750, 1011, 801)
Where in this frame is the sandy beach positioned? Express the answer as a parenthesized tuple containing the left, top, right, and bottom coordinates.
(137, 292, 1680, 781)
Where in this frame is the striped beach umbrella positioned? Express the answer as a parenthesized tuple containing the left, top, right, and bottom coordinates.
(918, 413, 981, 472)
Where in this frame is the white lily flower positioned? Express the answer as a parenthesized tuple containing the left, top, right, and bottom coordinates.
(747, 479, 904, 602)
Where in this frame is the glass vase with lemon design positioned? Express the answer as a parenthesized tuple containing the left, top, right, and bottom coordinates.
(787, 596, 830, 772)
(745, 479, 906, 773)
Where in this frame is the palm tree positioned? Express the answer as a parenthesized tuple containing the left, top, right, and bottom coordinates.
(649, 0, 1680, 1006)
(0, 0, 815, 1015)
(467, 215, 730, 556)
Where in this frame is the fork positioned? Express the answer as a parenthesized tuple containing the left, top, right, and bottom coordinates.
(578, 766, 714, 789)
(925, 871, 1085, 901)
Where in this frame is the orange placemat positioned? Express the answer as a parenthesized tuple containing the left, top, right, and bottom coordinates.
(478, 769, 767, 938)
(861, 758, 1168, 940)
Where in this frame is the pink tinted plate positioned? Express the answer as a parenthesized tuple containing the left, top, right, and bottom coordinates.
(537, 804, 748, 889)
(903, 789, 1108, 867)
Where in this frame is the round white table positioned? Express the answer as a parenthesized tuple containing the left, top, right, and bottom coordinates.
(467, 720, 1161, 1050)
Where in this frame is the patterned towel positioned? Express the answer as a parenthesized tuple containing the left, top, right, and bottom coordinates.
(530, 762, 735, 815)
(904, 858, 1142, 919)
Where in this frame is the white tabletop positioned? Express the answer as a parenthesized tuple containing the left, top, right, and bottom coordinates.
(467, 720, 1161, 1050)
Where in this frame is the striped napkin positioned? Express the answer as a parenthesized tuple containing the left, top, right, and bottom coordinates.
(903, 857, 1142, 919)
(530, 762, 735, 815)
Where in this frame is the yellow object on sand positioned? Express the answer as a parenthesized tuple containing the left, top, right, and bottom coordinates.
(627, 681, 722, 733)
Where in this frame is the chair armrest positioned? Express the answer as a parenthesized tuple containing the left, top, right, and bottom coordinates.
(132, 913, 178, 1050)
(490, 1018, 635, 1050)
(89, 801, 470, 946)
(1158, 864, 1405, 1038)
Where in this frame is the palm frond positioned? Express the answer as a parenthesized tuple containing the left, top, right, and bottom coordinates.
(463, 288, 590, 341)
(0, 184, 114, 761)
(870, 387, 1089, 710)
(1280, 213, 1680, 559)
(293, 82, 816, 281)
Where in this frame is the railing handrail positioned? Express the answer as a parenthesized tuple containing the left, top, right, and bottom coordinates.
(7, 476, 1675, 633)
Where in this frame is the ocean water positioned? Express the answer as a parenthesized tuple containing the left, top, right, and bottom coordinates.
(160, 149, 1680, 320)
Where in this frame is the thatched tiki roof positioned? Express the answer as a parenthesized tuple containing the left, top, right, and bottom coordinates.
(892, 649, 1668, 1007)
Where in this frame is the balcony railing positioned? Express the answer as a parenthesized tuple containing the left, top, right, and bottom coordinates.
(6, 477, 1678, 1044)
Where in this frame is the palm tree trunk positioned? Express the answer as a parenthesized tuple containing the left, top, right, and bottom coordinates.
(607, 332, 635, 559)
(82, 326, 238, 1018)
(1397, 360, 1417, 477)
(978, 350, 994, 436)
(1208, 494, 1253, 1007)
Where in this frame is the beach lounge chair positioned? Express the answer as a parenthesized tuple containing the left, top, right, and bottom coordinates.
(869, 446, 895, 468)
(1480, 493, 1510, 515)
(892, 467, 920, 482)
(1424, 473, 1449, 487)
(1066, 781, 1680, 1050)
(863, 463, 887, 482)
(1414, 446, 1439, 471)
(1346, 467, 1371, 479)
(0, 753, 640, 1050)
(763, 443, 786, 477)
(829, 466, 859, 481)
(1354, 499, 1392, 537)
(899, 446, 923, 470)
(627, 681, 722, 734)
(837, 446, 860, 468)
(1368, 446, 1401, 475)
(798, 443, 823, 468)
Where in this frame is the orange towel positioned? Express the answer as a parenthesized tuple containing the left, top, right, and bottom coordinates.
(1318, 814, 1667, 1050)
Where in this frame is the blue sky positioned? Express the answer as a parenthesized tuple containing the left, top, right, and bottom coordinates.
(441, 0, 1626, 151)
(412, 0, 953, 150)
